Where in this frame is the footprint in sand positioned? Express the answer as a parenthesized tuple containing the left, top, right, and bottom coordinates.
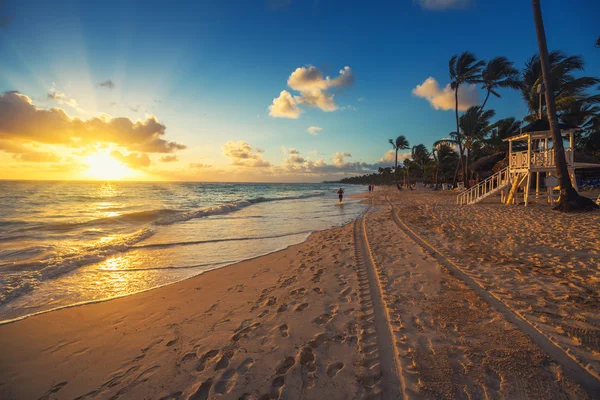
(326, 362, 344, 378)
(214, 368, 236, 394)
(295, 303, 309, 312)
(231, 322, 261, 342)
(215, 350, 234, 371)
(258, 310, 269, 318)
(238, 358, 254, 374)
(276, 356, 296, 374)
(277, 304, 288, 313)
(188, 378, 212, 400)
(313, 313, 332, 326)
(313, 287, 323, 294)
(289, 288, 306, 296)
(279, 324, 289, 338)
(270, 376, 285, 399)
(196, 350, 219, 372)
(308, 333, 328, 348)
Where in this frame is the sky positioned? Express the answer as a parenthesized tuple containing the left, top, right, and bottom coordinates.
(0, 0, 598, 182)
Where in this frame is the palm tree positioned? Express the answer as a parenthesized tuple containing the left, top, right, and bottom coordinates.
(487, 117, 522, 153)
(449, 52, 485, 186)
(388, 135, 410, 187)
(459, 106, 496, 182)
(521, 50, 599, 121)
(480, 57, 522, 110)
(411, 144, 431, 172)
(531, 0, 597, 211)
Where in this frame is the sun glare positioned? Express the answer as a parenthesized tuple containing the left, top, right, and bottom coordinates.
(84, 152, 134, 180)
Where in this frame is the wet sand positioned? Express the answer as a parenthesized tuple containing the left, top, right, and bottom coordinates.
(0, 188, 596, 399)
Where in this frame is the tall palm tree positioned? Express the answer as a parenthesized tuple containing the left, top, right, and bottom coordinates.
(531, 0, 597, 211)
(449, 52, 485, 186)
(388, 135, 410, 187)
(480, 57, 522, 110)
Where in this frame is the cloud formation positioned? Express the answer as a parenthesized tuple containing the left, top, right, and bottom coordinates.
(189, 162, 212, 169)
(412, 77, 479, 111)
(307, 126, 322, 136)
(0, 91, 186, 155)
(159, 155, 178, 162)
(279, 149, 385, 176)
(269, 65, 354, 118)
(47, 86, 82, 112)
(222, 140, 271, 167)
(268, 90, 303, 119)
(379, 149, 411, 163)
(414, 0, 472, 10)
(99, 80, 115, 89)
(110, 150, 151, 169)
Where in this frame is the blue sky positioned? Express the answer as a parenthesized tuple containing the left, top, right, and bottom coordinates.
(0, 0, 598, 181)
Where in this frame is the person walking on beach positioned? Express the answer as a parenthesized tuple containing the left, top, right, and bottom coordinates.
(337, 187, 345, 204)
(368, 185, 372, 193)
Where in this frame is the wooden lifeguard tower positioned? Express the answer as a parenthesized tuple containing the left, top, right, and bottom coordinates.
(457, 119, 587, 206)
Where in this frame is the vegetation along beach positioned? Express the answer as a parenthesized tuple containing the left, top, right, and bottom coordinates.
(1, 0, 599, 399)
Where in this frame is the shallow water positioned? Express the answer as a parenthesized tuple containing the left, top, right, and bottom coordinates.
(0, 181, 366, 322)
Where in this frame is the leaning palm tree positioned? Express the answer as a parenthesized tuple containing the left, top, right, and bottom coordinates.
(449, 52, 485, 186)
(388, 135, 410, 187)
(480, 57, 522, 110)
(531, 0, 597, 211)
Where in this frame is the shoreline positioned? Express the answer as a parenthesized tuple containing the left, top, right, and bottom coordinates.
(0, 229, 327, 327)
(0, 188, 594, 399)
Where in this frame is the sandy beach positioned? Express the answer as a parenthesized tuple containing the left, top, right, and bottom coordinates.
(1, 188, 598, 399)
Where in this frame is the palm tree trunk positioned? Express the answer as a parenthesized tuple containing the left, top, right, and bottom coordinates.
(532, 0, 597, 211)
(455, 85, 468, 187)
(480, 90, 491, 111)
(394, 149, 398, 187)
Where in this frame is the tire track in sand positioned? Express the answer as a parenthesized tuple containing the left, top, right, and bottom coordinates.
(386, 196, 600, 397)
(354, 204, 405, 400)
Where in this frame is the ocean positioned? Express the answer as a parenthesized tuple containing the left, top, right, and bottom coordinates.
(0, 181, 366, 323)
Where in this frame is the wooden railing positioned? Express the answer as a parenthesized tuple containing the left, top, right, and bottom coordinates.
(457, 167, 510, 205)
(510, 149, 573, 169)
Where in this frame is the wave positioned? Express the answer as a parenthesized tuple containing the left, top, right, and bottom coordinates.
(0, 228, 155, 306)
(131, 230, 314, 249)
(4, 192, 325, 234)
(152, 192, 325, 225)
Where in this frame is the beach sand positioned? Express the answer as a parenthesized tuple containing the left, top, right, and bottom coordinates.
(0, 188, 596, 399)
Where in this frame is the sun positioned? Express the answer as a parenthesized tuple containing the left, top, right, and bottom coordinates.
(84, 152, 134, 180)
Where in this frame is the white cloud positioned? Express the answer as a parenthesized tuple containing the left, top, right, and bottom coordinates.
(412, 77, 479, 111)
(222, 140, 271, 168)
(307, 126, 323, 136)
(269, 65, 354, 118)
(414, 0, 472, 10)
(47, 86, 84, 113)
(268, 90, 303, 119)
(379, 149, 411, 163)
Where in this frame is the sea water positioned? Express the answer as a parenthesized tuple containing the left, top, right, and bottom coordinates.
(0, 181, 366, 323)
